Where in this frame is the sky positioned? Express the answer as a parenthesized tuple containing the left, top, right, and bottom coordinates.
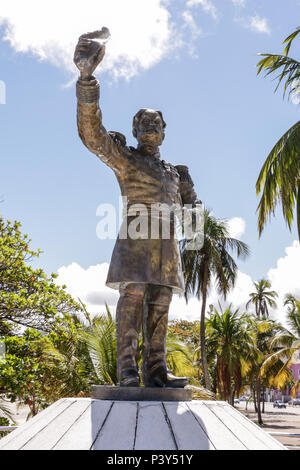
(1, 0, 300, 325)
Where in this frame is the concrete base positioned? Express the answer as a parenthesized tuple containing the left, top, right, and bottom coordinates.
(0, 398, 287, 450)
(91, 385, 192, 401)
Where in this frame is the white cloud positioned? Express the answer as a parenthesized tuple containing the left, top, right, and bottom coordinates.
(182, 10, 203, 57)
(235, 14, 271, 35)
(219, 270, 254, 309)
(170, 295, 202, 321)
(55, 260, 203, 320)
(227, 217, 246, 239)
(0, 0, 226, 80)
(268, 241, 300, 296)
(56, 238, 300, 327)
(204, 241, 300, 325)
(267, 241, 300, 324)
(210, 241, 300, 326)
(0, 0, 177, 80)
(56, 262, 119, 315)
(248, 15, 271, 34)
(202, 269, 254, 314)
(182, 11, 202, 38)
(186, 0, 218, 20)
(55, 261, 254, 323)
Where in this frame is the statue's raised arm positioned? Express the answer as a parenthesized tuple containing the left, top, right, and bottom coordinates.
(74, 28, 125, 171)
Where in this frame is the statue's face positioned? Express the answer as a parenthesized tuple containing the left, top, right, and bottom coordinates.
(135, 110, 164, 147)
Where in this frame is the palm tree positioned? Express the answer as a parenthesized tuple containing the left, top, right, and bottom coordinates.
(81, 308, 118, 386)
(284, 293, 300, 336)
(246, 279, 278, 318)
(261, 294, 300, 399)
(165, 335, 195, 380)
(36, 324, 96, 400)
(181, 209, 250, 389)
(245, 317, 290, 425)
(81, 305, 209, 389)
(256, 27, 300, 239)
(206, 306, 255, 403)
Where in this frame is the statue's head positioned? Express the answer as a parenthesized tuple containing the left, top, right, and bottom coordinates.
(132, 108, 166, 147)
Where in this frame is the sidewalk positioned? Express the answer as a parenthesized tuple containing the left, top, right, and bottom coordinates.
(236, 402, 300, 450)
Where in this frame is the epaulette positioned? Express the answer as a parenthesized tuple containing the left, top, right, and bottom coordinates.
(175, 165, 194, 184)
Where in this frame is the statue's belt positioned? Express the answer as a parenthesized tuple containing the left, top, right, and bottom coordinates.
(122, 202, 180, 217)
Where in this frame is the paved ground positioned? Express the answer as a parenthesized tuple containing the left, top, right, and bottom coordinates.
(236, 402, 300, 450)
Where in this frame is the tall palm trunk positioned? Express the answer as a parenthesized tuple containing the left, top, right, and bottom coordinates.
(212, 371, 217, 394)
(200, 262, 211, 390)
(253, 385, 258, 412)
(256, 379, 263, 425)
(225, 372, 232, 403)
(231, 384, 236, 406)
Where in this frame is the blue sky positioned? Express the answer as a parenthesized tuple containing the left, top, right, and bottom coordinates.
(1, 0, 300, 321)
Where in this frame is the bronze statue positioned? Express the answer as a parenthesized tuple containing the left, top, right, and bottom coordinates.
(74, 29, 201, 388)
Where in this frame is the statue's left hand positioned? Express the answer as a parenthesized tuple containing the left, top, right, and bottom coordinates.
(74, 27, 110, 80)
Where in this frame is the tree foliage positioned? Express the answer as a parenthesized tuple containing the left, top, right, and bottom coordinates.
(168, 320, 200, 347)
(206, 306, 255, 402)
(260, 294, 300, 398)
(0, 218, 80, 331)
(0, 329, 53, 416)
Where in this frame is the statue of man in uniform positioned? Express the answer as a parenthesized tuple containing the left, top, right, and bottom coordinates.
(74, 29, 201, 388)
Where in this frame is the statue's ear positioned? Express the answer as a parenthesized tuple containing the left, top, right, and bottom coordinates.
(132, 108, 147, 139)
(155, 110, 166, 130)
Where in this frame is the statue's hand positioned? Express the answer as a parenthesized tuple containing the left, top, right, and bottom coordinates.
(74, 27, 110, 80)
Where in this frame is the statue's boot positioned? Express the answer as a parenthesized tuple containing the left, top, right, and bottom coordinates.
(116, 283, 145, 387)
(142, 285, 188, 388)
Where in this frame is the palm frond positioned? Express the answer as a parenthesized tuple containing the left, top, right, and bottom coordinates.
(291, 379, 300, 398)
(0, 400, 16, 423)
(81, 313, 117, 385)
(257, 25, 300, 100)
(260, 347, 294, 377)
(186, 385, 216, 400)
(256, 121, 300, 236)
(166, 336, 195, 378)
(270, 333, 295, 349)
(283, 27, 300, 56)
(257, 53, 300, 98)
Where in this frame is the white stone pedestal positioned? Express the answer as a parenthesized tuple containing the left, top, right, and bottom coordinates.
(0, 398, 286, 450)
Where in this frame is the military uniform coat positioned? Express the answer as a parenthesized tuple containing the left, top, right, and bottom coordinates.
(77, 81, 200, 293)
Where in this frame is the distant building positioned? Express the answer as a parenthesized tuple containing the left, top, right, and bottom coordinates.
(266, 350, 300, 402)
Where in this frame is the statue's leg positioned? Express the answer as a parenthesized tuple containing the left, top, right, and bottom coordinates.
(142, 284, 188, 388)
(116, 282, 146, 386)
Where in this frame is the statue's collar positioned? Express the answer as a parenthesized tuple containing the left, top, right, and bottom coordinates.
(137, 145, 161, 159)
(148, 151, 161, 160)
